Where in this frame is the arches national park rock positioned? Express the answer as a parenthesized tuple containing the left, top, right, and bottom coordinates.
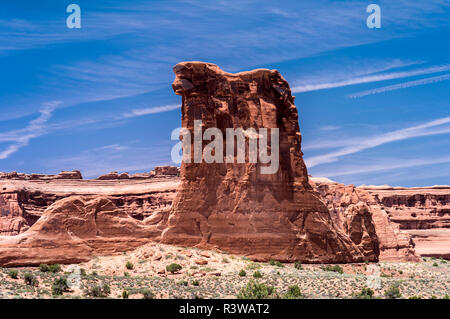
(161, 61, 369, 263)
(1, 62, 448, 266)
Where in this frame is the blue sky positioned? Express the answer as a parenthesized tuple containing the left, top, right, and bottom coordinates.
(0, 0, 449, 186)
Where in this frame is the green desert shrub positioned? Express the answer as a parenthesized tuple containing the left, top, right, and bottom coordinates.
(166, 263, 182, 274)
(51, 277, 69, 296)
(239, 269, 247, 277)
(322, 265, 344, 274)
(8, 269, 18, 279)
(86, 283, 111, 298)
(39, 264, 49, 272)
(237, 280, 278, 299)
(384, 283, 402, 299)
(39, 264, 61, 273)
(253, 270, 263, 278)
(283, 285, 303, 299)
(294, 261, 303, 270)
(141, 289, 155, 299)
(353, 287, 375, 299)
(192, 280, 200, 286)
(122, 290, 129, 299)
(125, 261, 134, 270)
(269, 260, 284, 268)
(24, 272, 39, 287)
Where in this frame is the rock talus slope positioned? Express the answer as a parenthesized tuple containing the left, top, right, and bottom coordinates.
(161, 62, 366, 263)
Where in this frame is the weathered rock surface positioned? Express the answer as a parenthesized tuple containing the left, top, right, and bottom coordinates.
(361, 186, 450, 260)
(310, 178, 420, 262)
(0, 196, 162, 266)
(161, 62, 366, 263)
(0, 171, 82, 180)
(0, 174, 179, 236)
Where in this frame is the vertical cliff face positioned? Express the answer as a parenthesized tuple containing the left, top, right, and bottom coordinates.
(363, 187, 450, 260)
(161, 61, 366, 263)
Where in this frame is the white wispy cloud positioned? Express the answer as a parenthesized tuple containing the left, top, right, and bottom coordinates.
(305, 116, 450, 168)
(312, 156, 450, 178)
(123, 104, 180, 118)
(292, 64, 450, 93)
(348, 73, 450, 98)
(0, 101, 61, 159)
(0, 101, 181, 160)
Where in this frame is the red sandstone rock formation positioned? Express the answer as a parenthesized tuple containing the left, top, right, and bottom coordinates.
(361, 186, 450, 260)
(310, 178, 420, 262)
(0, 174, 179, 237)
(0, 171, 82, 180)
(0, 196, 162, 266)
(161, 62, 366, 263)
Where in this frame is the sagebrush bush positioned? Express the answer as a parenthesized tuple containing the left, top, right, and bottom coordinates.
(166, 263, 182, 274)
(125, 261, 134, 270)
(294, 261, 303, 270)
(86, 283, 111, 298)
(283, 285, 303, 299)
(353, 287, 374, 299)
(269, 260, 284, 268)
(237, 280, 278, 299)
(39, 264, 61, 273)
(239, 269, 246, 277)
(8, 269, 18, 279)
(322, 265, 344, 274)
(52, 277, 69, 296)
(24, 272, 39, 287)
(141, 289, 155, 299)
(253, 270, 262, 278)
(384, 284, 401, 299)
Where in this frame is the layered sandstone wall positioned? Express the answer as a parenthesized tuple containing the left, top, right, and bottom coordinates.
(310, 178, 420, 262)
(362, 186, 450, 260)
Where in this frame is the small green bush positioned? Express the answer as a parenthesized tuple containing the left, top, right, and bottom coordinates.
(432, 262, 438, 267)
(322, 265, 344, 274)
(122, 290, 129, 299)
(384, 283, 402, 299)
(192, 280, 200, 286)
(253, 270, 263, 278)
(166, 263, 182, 274)
(40, 264, 61, 273)
(8, 269, 18, 279)
(283, 285, 303, 299)
(125, 261, 134, 270)
(86, 283, 110, 298)
(39, 264, 49, 272)
(142, 289, 155, 299)
(239, 269, 247, 277)
(48, 264, 62, 273)
(353, 287, 374, 299)
(269, 260, 284, 267)
(408, 295, 422, 299)
(237, 280, 278, 299)
(51, 277, 69, 296)
(24, 272, 39, 287)
(294, 261, 303, 270)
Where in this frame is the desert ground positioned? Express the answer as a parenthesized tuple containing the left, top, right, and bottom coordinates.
(0, 243, 448, 299)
